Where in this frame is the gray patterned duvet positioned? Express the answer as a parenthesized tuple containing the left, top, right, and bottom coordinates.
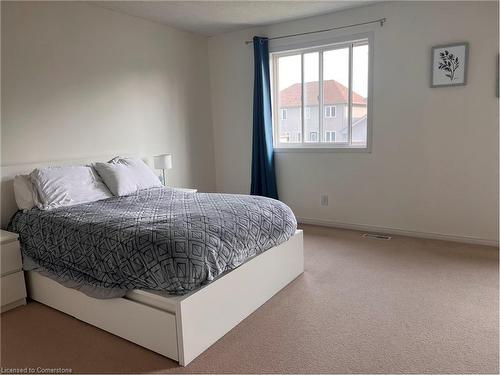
(8, 188, 297, 298)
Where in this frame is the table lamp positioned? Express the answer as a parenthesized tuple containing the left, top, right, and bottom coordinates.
(154, 153, 173, 185)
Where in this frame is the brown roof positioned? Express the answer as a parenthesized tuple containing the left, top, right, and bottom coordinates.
(279, 80, 366, 107)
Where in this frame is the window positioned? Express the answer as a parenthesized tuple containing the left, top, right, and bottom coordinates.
(280, 108, 287, 120)
(324, 106, 336, 118)
(325, 131, 336, 142)
(272, 34, 371, 150)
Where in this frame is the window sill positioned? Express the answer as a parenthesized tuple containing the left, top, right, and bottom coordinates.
(274, 146, 371, 153)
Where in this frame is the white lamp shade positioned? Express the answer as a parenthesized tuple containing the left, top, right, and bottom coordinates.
(154, 154, 173, 170)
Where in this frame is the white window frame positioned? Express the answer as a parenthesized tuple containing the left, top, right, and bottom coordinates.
(270, 32, 373, 153)
(280, 108, 287, 120)
(324, 105, 336, 118)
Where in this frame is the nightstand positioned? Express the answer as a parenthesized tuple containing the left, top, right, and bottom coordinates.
(173, 188, 197, 193)
(0, 229, 27, 312)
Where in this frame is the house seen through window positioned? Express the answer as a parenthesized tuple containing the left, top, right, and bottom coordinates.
(272, 36, 371, 149)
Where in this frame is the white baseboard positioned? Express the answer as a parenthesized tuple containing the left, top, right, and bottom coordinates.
(296, 217, 499, 247)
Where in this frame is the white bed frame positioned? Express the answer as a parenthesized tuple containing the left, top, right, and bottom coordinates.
(0, 156, 304, 366)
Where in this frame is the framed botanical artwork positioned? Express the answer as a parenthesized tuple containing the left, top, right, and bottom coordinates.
(431, 42, 468, 87)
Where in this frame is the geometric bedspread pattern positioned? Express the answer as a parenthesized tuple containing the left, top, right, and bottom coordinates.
(9, 188, 297, 296)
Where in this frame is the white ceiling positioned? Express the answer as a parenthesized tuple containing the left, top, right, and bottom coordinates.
(92, 1, 377, 36)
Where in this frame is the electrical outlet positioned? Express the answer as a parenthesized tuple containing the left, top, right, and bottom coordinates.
(320, 194, 328, 206)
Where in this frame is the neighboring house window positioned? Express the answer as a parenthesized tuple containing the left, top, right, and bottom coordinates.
(280, 108, 287, 120)
(325, 106, 336, 118)
(271, 34, 372, 150)
(325, 131, 336, 142)
(305, 107, 311, 120)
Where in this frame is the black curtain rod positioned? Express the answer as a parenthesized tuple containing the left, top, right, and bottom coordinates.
(244, 17, 386, 45)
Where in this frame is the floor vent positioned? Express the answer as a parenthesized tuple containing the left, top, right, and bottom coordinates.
(362, 233, 392, 240)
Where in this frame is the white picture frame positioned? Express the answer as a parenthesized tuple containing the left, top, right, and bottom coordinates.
(431, 42, 468, 87)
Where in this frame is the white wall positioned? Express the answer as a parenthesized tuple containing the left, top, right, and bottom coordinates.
(1, 1, 216, 191)
(208, 1, 499, 243)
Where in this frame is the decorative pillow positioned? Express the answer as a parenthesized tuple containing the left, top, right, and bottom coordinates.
(13, 175, 37, 210)
(93, 158, 162, 197)
(30, 166, 113, 210)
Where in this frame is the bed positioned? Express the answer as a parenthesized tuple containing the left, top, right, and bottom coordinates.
(0, 155, 304, 366)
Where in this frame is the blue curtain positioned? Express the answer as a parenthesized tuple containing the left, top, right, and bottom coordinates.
(250, 36, 279, 200)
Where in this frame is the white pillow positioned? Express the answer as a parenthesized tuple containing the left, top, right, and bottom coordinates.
(13, 175, 37, 210)
(93, 158, 162, 197)
(30, 166, 113, 210)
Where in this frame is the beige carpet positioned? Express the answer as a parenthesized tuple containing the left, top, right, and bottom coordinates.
(1, 225, 498, 374)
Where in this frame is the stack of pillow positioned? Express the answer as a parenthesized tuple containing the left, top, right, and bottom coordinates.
(14, 157, 162, 211)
